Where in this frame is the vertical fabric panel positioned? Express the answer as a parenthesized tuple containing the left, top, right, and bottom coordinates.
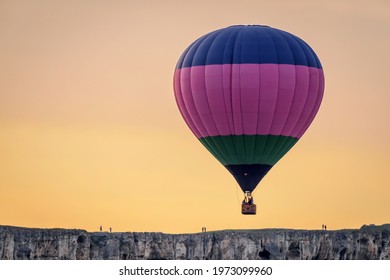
(296, 70, 325, 138)
(269, 64, 296, 135)
(291, 67, 320, 137)
(173, 69, 202, 138)
(179, 67, 208, 137)
(204, 65, 231, 135)
(257, 64, 279, 134)
(280, 65, 311, 137)
(190, 66, 219, 136)
(240, 64, 260, 135)
(222, 64, 235, 135)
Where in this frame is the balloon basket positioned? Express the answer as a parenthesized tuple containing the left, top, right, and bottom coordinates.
(242, 204, 256, 215)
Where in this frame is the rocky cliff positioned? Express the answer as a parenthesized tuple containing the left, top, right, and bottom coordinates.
(1, 224, 390, 260)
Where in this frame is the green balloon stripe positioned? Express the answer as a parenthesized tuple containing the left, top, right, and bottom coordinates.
(198, 135, 299, 166)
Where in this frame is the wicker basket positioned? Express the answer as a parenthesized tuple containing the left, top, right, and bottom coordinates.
(241, 204, 256, 215)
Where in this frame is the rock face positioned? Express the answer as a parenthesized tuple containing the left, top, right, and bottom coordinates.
(1, 224, 390, 260)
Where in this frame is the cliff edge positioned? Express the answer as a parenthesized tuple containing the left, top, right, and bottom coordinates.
(1, 224, 390, 260)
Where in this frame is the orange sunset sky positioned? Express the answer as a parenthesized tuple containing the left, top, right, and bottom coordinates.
(1, 0, 389, 233)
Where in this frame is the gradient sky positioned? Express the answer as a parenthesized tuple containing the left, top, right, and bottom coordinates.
(1, 0, 389, 233)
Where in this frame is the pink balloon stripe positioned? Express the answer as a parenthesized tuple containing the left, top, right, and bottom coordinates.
(174, 64, 324, 139)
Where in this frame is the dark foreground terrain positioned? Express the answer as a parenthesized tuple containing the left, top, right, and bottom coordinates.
(1, 224, 390, 260)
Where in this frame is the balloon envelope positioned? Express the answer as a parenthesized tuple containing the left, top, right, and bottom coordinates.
(173, 25, 324, 193)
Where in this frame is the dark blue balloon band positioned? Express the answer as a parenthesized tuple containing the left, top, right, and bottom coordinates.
(176, 25, 322, 69)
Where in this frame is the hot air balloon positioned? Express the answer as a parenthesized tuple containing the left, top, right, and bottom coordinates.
(173, 25, 324, 215)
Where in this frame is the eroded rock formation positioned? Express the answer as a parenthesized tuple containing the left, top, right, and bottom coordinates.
(1, 224, 389, 260)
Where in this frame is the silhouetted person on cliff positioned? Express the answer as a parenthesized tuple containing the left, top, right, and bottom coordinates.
(325, 225, 327, 231)
(110, 227, 112, 233)
(100, 225, 102, 232)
